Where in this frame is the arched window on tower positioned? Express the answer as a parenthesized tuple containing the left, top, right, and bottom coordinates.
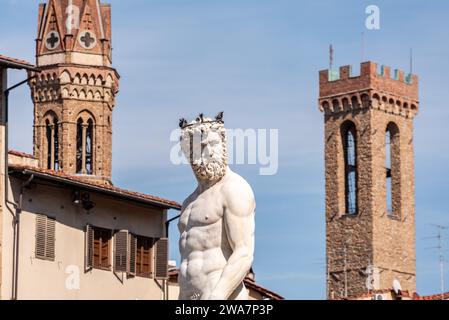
(76, 119, 83, 174)
(54, 117, 59, 170)
(342, 121, 358, 215)
(76, 116, 95, 175)
(44, 114, 59, 170)
(386, 122, 400, 217)
(86, 119, 94, 175)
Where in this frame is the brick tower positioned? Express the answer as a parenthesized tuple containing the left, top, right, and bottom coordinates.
(28, 0, 119, 184)
(318, 62, 419, 299)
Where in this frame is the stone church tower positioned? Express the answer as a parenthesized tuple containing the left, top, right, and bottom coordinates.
(318, 62, 419, 299)
(28, 0, 119, 184)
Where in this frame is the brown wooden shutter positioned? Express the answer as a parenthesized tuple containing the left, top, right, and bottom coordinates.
(85, 224, 94, 270)
(155, 238, 169, 280)
(46, 217, 56, 260)
(128, 233, 137, 276)
(35, 215, 47, 259)
(35, 214, 56, 261)
(114, 230, 128, 273)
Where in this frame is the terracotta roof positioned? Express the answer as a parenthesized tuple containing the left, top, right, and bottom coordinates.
(0, 54, 36, 70)
(414, 292, 449, 300)
(9, 150, 36, 159)
(243, 279, 284, 300)
(334, 289, 412, 300)
(9, 163, 181, 210)
(168, 269, 284, 300)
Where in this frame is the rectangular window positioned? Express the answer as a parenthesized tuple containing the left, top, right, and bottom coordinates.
(134, 235, 154, 278)
(86, 227, 165, 278)
(35, 214, 56, 261)
(85, 225, 112, 270)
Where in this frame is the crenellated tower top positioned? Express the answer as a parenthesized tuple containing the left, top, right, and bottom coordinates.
(319, 61, 419, 119)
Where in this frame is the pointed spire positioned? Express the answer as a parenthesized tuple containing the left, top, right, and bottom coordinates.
(36, 0, 112, 65)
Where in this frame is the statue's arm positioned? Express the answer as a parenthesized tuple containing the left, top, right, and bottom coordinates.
(208, 183, 255, 300)
(178, 195, 193, 300)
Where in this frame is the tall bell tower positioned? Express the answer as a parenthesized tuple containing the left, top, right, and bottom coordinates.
(319, 62, 419, 299)
(29, 0, 119, 184)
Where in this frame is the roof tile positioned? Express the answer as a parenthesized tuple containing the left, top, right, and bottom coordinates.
(0, 54, 35, 69)
(9, 163, 181, 209)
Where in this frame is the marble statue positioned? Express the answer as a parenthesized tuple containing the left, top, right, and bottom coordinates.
(177, 113, 256, 300)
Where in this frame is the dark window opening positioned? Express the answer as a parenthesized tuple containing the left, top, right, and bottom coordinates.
(45, 117, 59, 170)
(76, 119, 83, 174)
(386, 130, 392, 214)
(53, 118, 59, 170)
(135, 236, 154, 278)
(46, 120, 52, 170)
(386, 123, 401, 218)
(93, 227, 112, 270)
(76, 117, 94, 175)
(342, 122, 358, 215)
(86, 119, 93, 175)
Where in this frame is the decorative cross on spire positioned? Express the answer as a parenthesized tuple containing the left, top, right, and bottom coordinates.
(81, 32, 95, 48)
(46, 32, 59, 49)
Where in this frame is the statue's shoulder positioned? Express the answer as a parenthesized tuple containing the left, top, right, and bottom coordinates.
(221, 170, 256, 214)
(223, 171, 254, 194)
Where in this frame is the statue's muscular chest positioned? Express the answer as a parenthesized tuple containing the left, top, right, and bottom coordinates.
(180, 191, 224, 231)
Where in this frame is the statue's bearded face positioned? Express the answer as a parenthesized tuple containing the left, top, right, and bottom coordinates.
(180, 119, 228, 183)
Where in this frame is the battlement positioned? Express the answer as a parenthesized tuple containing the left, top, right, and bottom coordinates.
(319, 61, 419, 118)
(320, 61, 418, 100)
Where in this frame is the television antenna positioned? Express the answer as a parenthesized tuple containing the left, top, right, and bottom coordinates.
(426, 224, 449, 300)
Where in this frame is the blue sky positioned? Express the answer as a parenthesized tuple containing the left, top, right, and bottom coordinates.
(2, 0, 449, 299)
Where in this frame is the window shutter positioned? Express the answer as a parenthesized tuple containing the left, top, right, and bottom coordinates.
(46, 217, 56, 260)
(128, 233, 137, 276)
(85, 224, 94, 270)
(35, 214, 56, 261)
(114, 230, 128, 273)
(155, 238, 169, 280)
(35, 215, 47, 259)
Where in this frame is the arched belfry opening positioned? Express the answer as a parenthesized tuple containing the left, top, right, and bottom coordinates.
(76, 113, 95, 175)
(44, 112, 59, 171)
(341, 121, 358, 215)
(386, 122, 401, 218)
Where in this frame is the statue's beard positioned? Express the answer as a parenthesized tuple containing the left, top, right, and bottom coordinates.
(191, 154, 227, 183)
